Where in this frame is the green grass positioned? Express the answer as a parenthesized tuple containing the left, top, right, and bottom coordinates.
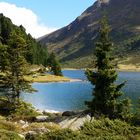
(0, 130, 23, 140)
(28, 118, 140, 140)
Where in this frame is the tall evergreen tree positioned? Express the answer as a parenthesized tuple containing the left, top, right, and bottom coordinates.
(48, 52, 63, 76)
(0, 14, 49, 66)
(85, 17, 131, 119)
(0, 30, 34, 102)
(0, 43, 9, 72)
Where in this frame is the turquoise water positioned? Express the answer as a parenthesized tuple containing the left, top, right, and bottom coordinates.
(21, 70, 140, 111)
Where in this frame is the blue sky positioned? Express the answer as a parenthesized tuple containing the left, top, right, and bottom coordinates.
(0, 0, 96, 37)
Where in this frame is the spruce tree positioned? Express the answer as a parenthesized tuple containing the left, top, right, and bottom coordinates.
(85, 17, 131, 119)
(0, 30, 34, 102)
(48, 52, 63, 76)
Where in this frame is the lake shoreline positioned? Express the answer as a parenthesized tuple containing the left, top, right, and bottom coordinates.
(22, 70, 140, 114)
(63, 67, 140, 72)
(25, 74, 76, 83)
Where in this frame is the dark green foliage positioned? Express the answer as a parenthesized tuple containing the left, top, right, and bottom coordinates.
(0, 44, 9, 71)
(0, 14, 48, 66)
(0, 97, 38, 121)
(9, 99, 39, 121)
(0, 30, 34, 102)
(132, 98, 140, 126)
(30, 129, 84, 140)
(120, 35, 140, 52)
(85, 17, 131, 119)
(80, 118, 140, 140)
(48, 52, 63, 76)
(0, 14, 13, 44)
(0, 14, 50, 102)
(27, 118, 140, 140)
(0, 130, 22, 140)
(25, 34, 49, 65)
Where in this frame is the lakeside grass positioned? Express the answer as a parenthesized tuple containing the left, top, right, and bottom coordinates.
(63, 64, 140, 72)
(117, 64, 140, 72)
(24, 74, 71, 83)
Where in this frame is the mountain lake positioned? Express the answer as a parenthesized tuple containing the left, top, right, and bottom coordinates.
(21, 70, 140, 112)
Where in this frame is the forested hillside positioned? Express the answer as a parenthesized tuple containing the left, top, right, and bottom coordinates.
(0, 13, 48, 66)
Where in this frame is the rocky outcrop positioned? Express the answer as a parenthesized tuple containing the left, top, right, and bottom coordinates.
(35, 115, 49, 122)
(59, 113, 93, 130)
(47, 111, 94, 131)
(62, 111, 77, 116)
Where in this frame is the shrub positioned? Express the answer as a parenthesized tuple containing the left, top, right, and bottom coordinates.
(10, 99, 39, 121)
(24, 122, 60, 132)
(0, 120, 19, 132)
(27, 118, 140, 140)
(80, 118, 140, 140)
(0, 130, 23, 140)
(32, 129, 87, 140)
(0, 98, 39, 121)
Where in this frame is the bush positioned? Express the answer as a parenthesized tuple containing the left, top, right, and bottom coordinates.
(0, 130, 23, 140)
(27, 118, 140, 140)
(24, 122, 60, 132)
(0, 98, 39, 121)
(0, 120, 19, 132)
(80, 118, 140, 140)
(32, 129, 87, 140)
(10, 99, 39, 121)
(131, 113, 140, 126)
(131, 98, 140, 126)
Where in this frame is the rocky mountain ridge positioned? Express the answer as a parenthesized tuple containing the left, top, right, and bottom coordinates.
(39, 0, 140, 68)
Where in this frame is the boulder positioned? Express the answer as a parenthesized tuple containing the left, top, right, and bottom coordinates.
(62, 111, 76, 116)
(19, 120, 26, 125)
(59, 114, 93, 130)
(25, 131, 37, 139)
(22, 123, 29, 129)
(35, 115, 48, 122)
(36, 110, 43, 115)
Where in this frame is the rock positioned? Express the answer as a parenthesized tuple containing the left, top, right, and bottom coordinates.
(35, 115, 49, 122)
(32, 74, 37, 78)
(62, 111, 76, 116)
(19, 120, 26, 125)
(43, 109, 60, 114)
(22, 123, 29, 129)
(36, 110, 43, 115)
(25, 131, 37, 139)
(59, 114, 93, 130)
(18, 134, 25, 139)
(32, 127, 50, 133)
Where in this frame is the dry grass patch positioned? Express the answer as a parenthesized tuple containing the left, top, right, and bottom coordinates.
(0, 120, 21, 133)
(25, 74, 70, 83)
(23, 122, 60, 132)
(118, 64, 140, 71)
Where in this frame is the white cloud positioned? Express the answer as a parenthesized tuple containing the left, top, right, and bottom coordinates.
(0, 2, 57, 38)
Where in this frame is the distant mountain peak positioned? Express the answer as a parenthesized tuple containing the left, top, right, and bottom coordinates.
(97, 0, 110, 4)
(96, 0, 110, 7)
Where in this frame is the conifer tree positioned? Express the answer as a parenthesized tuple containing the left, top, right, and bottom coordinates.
(48, 52, 63, 76)
(85, 17, 131, 119)
(0, 43, 9, 72)
(0, 30, 34, 102)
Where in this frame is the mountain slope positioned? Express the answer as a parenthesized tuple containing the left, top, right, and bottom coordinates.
(39, 0, 140, 68)
(0, 14, 49, 65)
